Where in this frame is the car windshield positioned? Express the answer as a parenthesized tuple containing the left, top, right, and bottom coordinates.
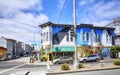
(87, 55, 97, 57)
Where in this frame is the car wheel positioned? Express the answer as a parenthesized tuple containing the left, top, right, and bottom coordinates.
(83, 59, 86, 63)
(96, 58, 99, 62)
(68, 60, 73, 64)
(55, 61, 60, 64)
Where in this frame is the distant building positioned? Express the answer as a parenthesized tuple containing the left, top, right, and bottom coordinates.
(0, 37, 7, 58)
(39, 22, 115, 61)
(0, 36, 33, 58)
(16, 41, 23, 56)
(0, 46, 7, 59)
(21, 42, 25, 55)
(25, 44, 33, 55)
(105, 18, 120, 46)
(5, 38, 17, 58)
(0, 37, 7, 48)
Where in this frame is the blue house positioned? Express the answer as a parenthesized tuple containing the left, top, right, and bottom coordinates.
(39, 22, 115, 61)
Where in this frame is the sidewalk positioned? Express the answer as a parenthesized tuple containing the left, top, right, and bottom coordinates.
(6, 57, 30, 63)
(10, 59, 120, 75)
(46, 63, 120, 75)
(99, 58, 112, 63)
(27, 60, 53, 65)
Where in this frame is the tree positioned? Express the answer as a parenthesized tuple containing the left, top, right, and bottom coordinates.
(77, 46, 92, 57)
(97, 42, 103, 59)
(110, 46, 120, 58)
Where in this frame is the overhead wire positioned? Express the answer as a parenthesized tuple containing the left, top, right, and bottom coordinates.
(1, 18, 38, 28)
(56, 0, 66, 24)
(0, 23, 39, 38)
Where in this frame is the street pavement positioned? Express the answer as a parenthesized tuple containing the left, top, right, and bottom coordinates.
(0, 57, 118, 75)
(54, 69, 120, 75)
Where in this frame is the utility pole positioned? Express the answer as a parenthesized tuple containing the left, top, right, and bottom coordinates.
(32, 33, 35, 57)
(73, 0, 79, 69)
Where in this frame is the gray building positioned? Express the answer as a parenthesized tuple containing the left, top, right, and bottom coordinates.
(105, 18, 120, 46)
(16, 41, 33, 57)
(0, 36, 33, 58)
(25, 44, 33, 55)
(16, 41, 23, 57)
(5, 38, 17, 59)
(0, 37, 7, 48)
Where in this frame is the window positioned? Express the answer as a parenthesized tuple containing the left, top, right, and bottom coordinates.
(46, 32, 48, 41)
(66, 32, 73, 42)
(43, 33, 45, 42)
(41, 39, 42, 43)
(86, 33, 89, 41)
(41, 33, 42, 37)
(106, 34, 108, 43)
(70, 36, 73, 41)
(96, 34, 100, 42)
(66, 33, 69, 42)
(109, 35, 112, 43)
(83, 32, 89, 41)
(41, 33, 43, 43)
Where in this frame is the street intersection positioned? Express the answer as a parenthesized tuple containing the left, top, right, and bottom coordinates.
(0, 57, 119, 75)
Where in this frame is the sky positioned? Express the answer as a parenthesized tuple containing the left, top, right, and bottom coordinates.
(0, 0, 120, 50)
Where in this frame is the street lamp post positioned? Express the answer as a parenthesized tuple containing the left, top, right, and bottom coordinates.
(73, 0, 79, 69)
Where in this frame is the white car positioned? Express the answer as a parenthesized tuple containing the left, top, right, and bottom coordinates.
(0, 57, 7, 61)
(53, 56, 73, 64)
(79, 55, 99, 63)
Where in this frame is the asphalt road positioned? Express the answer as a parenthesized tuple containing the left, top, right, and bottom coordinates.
(55, 69, 120, 75)
(0, 61, 24, 69)
(0, 58, 115, 75)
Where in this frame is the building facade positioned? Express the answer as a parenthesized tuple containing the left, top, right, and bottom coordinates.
(5, 38, 17, 59)
(39, 22, 115, 61)
(105, 18, 120, 46)
(0, 46, 7, 59)
(0, 37, 7, 48)
(25, 44, 33, 55)
(0, 36, 33, 59)
(0, 37, 7, 58)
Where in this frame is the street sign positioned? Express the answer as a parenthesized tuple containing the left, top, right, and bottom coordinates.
(31, 44, 37, 46)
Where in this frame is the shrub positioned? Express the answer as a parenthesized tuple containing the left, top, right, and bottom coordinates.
(40, 56, 47, 62)
(113, 59, 120, 66)
(52, 55, 57, 60)
(79, 63, 84, 68)
(61, 63, 70, 70)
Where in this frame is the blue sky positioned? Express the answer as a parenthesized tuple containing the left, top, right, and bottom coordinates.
(0, 0, 120, 50)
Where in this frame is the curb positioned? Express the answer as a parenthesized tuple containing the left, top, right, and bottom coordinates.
(46, 67, 120, 75)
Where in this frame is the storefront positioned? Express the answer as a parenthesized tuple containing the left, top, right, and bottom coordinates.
(42, 46, 75, 61)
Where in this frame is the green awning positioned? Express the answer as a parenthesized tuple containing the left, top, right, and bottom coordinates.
(52, 46, 75, 52)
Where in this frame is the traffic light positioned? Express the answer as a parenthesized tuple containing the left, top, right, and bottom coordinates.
(70, 27, 75, 37)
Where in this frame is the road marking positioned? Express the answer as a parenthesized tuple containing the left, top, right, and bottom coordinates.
(0, 63, 26, 74)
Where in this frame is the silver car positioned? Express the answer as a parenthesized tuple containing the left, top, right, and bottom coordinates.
(79, 55, 99, 63)
(53, 56, 73, 64)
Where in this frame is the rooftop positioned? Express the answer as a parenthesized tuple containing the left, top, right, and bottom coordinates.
(39, 22, 115, 30)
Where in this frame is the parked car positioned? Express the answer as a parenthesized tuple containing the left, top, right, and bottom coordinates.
(0, 57, 7, 61)
(7, 55, 12, 60)
(53, 56, 73, 64)
(79, 54, 99, 63)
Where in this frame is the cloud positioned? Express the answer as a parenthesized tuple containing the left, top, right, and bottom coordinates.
(0, 0, 43, 17)
(90, 1, 120, 20)
(0, 0, 49, 49)
(79, 0, 94, 6)
(77, 0, 120, 26)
